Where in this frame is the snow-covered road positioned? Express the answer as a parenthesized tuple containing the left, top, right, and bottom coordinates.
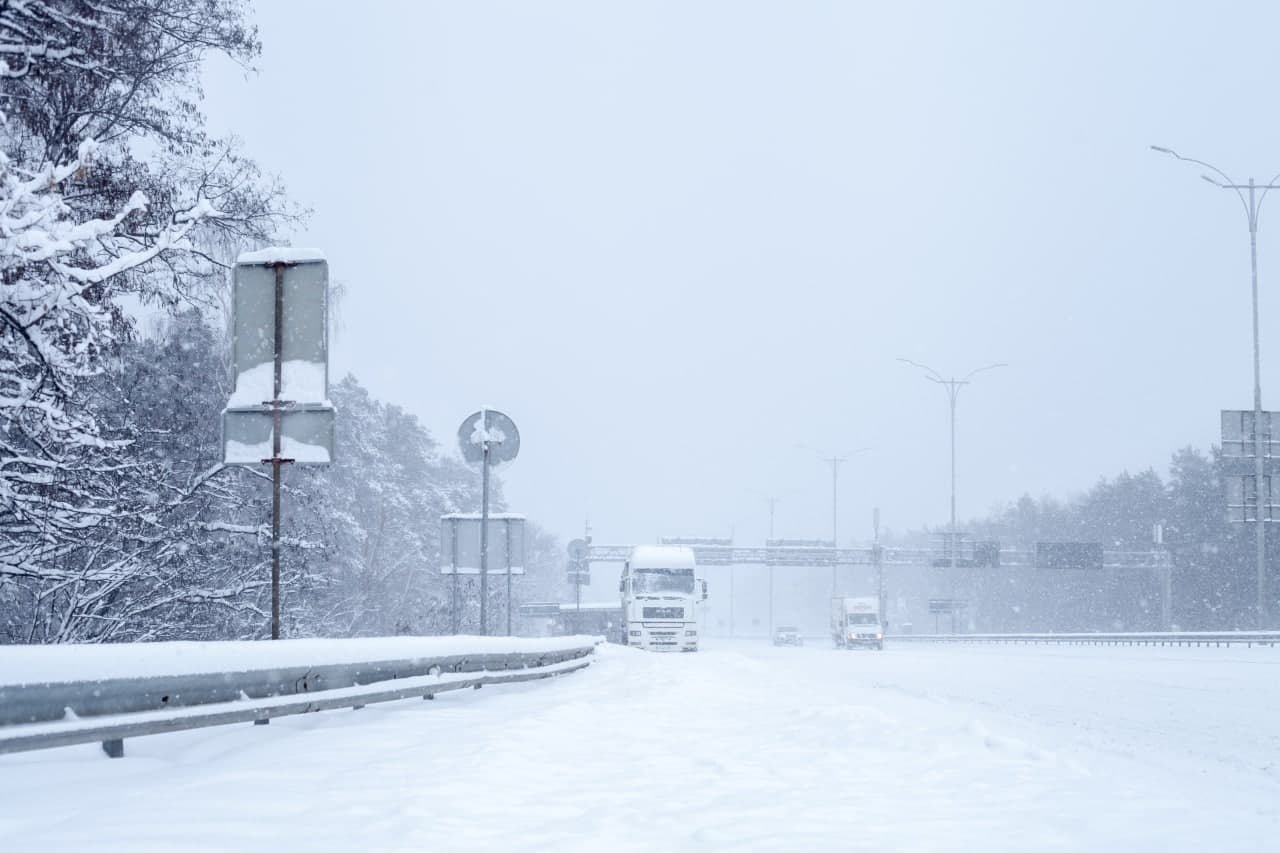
(2, 640, 1277, 851)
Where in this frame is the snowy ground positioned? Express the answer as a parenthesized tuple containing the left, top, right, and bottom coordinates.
(1, 639, 1277, 852)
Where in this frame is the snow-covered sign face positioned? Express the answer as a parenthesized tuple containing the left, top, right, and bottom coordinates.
(223, 250, 334, 465)
(228, 252, 329, 407)
(457, 409, 520, 466)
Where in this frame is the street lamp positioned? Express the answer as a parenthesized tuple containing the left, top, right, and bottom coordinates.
(897, 359, 1006, 576)
(796, 444, 869, 597)
(1152, 144, 1280, 627)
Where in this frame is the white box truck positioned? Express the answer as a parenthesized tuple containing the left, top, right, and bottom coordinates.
(830, 596, 884, 650)
(619, 545, 706, 651)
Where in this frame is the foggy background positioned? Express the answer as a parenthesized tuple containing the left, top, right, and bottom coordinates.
(201, 1, 1280, 558)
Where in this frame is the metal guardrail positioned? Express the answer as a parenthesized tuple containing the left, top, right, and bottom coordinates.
(0, 642, 597, 758)
(892, 631, 1280, 647)
(587, 543, 1171, 570)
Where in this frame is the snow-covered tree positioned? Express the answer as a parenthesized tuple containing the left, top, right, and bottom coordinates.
(0, 0, 289, 630)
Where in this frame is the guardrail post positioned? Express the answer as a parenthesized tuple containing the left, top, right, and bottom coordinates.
(101, 739, 124, 758)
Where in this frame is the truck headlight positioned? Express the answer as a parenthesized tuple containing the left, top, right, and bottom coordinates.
(629, 630, 640, 637)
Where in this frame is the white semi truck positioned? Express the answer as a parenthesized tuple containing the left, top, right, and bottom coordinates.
(619, 545, 706, 651)
(830, 596, 884, 650)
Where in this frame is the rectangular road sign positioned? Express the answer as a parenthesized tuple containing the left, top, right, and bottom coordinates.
(223, 406, 334, 465)
(228, 252, 329, 408)
(1221, 410, 1280, 458)
(1226, 475, 1280, 523)
(440, 514, 526, 574)
(928, 599, 967, 614)
(518, 603, 563, 618)
(1035, 542, 1104, 570)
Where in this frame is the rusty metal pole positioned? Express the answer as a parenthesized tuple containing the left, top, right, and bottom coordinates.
(505, 514, 513, 636)
(450, 517, 459, 635)
(479, 436, 491, 635)
(270, 262, 285, 641)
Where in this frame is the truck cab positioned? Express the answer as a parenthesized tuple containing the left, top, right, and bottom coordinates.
(619, 545, 705, 652)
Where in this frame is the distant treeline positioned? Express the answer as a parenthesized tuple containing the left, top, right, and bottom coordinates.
(899, 448, 1273, 629)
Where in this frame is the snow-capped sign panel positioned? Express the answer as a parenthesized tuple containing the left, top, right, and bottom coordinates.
(223, 406, 335, 465)
(1034, 542, 1104, 570)
(228, 250, 329, 408)
(1226, 475, 1280, 523)
(440, 514, 526, 574)
(1221, 410, 1280, 459)
(457, 409, 520, 466)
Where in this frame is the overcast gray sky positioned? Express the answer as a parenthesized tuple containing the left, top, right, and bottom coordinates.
(202, 1, 1280, 550)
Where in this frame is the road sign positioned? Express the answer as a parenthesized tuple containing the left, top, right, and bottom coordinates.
(567, 569, 590, 585)
(518, 602, 563, 619)
(1035, 542, 1104, 570)
(1221, 410, 1280, 458)
(661, 537, 735, 566)
(458, 409, 520, 467)
(440, 514, 526, 574)
(567, 538, 589, 561)
(928, 599, 967, 614)
(764, 539, 837, 566)
(1226, 475, 1280, 523)
(973, 541, 1001, 568)
(222, 248, 333, 642)
(455, 408, 521, 637)
(226, 250, 329, 407)
(223, 406, 334, 464)
(223, 251, 334, 465)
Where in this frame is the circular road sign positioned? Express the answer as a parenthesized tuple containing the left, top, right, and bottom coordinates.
(458, 409, 520, 467)
(567, 538, 589, 561)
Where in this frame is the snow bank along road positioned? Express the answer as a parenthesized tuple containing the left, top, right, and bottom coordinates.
(1, 640, 1276, 852)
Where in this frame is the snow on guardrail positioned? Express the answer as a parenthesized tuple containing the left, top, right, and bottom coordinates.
(0, 635, 600, 758)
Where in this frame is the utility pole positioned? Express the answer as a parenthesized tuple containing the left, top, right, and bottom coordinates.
(874, 507, 884, 631)
(766, 496, 779, 638)
(899, 358, 1005, 631)
(1152, 145, 1280, 627)
(798, 446, 868, 598)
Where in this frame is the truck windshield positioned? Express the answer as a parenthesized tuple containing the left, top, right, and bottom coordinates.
(633, 568, 695, 594)
(849, 614, 879, 625)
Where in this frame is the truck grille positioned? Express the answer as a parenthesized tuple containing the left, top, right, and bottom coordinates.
(643, 607, 684, 619)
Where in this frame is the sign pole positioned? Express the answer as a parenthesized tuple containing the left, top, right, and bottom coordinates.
(506, 516, 513, 636)
(479, 429, 491, 636)
(450, 517, 459, 635)
(225, 249, 331, 643)
(269, 262, 287, 641)
(767, 565, 773, 638)
(874, 509, 885, 632)
(455, 408, 520, 637)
